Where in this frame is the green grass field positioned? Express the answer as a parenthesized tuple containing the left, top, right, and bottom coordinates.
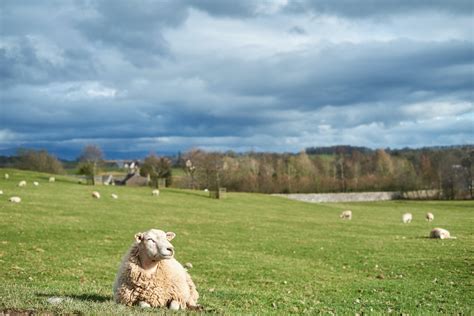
(0, 168, 472, 314)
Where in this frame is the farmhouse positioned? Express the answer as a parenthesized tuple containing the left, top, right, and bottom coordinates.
(113, 161, 149, 186)
(117, 172, 149, 186)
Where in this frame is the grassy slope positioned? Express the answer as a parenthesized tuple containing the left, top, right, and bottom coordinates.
(0, 168, 472, 314)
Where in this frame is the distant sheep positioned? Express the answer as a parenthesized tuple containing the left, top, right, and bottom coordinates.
(0, 190, 3, 195)
(426, 212, 434, 222)
(113, 229, 199, 310)
(4, 174, 9, 179)
(92, 191, 101, 199)
(18, 180, 27, 187)
(49, 177, 55, 183)
(402, 213, 412, 223)
(111, 193, 118, 199)
(430, 228, 456, 239)
(9, 196, 21, 203)
(340, 210, 352, 220)
(33, 181, 39, 186)
(152, 189, 160, 196)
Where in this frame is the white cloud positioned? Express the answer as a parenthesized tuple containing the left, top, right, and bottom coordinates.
(39, 81, 117, 101)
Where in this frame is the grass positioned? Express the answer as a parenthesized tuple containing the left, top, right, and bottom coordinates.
(0, 168, 472, 314)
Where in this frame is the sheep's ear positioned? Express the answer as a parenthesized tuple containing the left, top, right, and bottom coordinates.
(166, 232, 176, 241)
(134, 233, 144, 242)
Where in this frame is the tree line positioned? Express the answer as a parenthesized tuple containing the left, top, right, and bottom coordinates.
(176, 146, 473, 199)
(2, 145, 472, 199)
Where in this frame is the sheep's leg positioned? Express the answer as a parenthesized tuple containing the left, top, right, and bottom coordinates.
(169, 300, 180, 310)
(185, 272, 199, 306)
(138, 301, 151, 308)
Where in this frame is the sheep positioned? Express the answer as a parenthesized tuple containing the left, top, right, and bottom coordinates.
(49, 177, 55, 183)
(33, 181, 39, 186)
(113, 229, 199, 310)
(4, 173, 9, 179)
(152, 189, 160, 196)
(18, 180, 27, 187)
(430, 228, 456, 239)
(340, 210, 352, 220)
(111, 193, 118, 199)
(0, 190, 3, 195)
(92, 191, 101, 199)
(402, 213, 412, 223)
(426, 212, 434, 222)
(9, 196, 21, 203)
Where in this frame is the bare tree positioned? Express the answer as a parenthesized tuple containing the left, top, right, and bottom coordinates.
(140, 154, 172, 188)
(77, 145, 104, 185)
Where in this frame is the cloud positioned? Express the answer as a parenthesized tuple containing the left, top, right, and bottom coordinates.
(282, 0, 473, 18)
(0, 1, 472, 158)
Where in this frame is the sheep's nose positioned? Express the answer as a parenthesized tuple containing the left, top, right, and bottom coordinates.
(167, 247, 174, 254)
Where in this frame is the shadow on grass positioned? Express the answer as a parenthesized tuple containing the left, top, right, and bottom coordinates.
(36, 292, 111, 303)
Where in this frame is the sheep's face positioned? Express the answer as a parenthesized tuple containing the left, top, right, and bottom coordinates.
(135, 229, 176, 261)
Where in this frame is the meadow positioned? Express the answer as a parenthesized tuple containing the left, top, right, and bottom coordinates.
(0, 168, 472, 314)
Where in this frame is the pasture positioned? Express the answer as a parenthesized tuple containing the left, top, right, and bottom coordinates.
(0, 169, 472, 314)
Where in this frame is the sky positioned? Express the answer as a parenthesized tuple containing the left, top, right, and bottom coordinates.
(0, 0, 473, 159)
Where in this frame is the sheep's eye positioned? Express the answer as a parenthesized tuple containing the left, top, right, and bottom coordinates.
(147, 238, 156, 243)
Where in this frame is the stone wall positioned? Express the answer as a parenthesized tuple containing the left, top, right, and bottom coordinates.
(273, 190, 441, 203)
(273, 192, 401, 203)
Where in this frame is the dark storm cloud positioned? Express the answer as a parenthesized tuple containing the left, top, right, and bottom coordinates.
(0, 0, 473, 157)
(201, 40, 473, 110)
(0, 36, 96, 86)
(283, 0, 474, 17)
(186, 0, 261, 17)
(75, 0, 189, 66)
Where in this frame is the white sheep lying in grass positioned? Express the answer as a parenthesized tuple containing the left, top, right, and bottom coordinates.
(49, 177, 55, 183)
(18, 180, 27, 187)
(92, 191, 101, 199)
(152, 189, 160, 196)
(340, 210, 352, 220)
(426, 212, 434, 222)
(111, 193, 118, 199)
(9, 196, 21, 203)
(430, 228, 456, 239)
(4, 174, 9, 179)
(33, 181, 39, 186)
(402, 213, 412, 223)
(113, 229, 199, 310)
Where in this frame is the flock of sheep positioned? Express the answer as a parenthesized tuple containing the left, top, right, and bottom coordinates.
(2, 174, 55, 204)
(339, 209, 456, 239)
(2, 172, 458, 311)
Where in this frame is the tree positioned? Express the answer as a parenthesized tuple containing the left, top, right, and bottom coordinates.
(460, 151, 473, 199)
(16, 148, 64, 174)
(77, 145, 104, 185)
(140, 154, 172, 188)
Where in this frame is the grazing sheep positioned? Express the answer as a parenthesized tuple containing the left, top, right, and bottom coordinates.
(340, 210, 352, 220)
(430, 228, 456, 239)
(113, 229, 199, 310)
(49, 177, 55, 183)
(111, 193, 118, 199)
(426, 212, 434, 222)
(18, 180, 27, 187)
(402, 213, 412, 223)
(92, 191, 101, 199)
(9, 196, 21, 203)
(152, 189, 160, 196)
(4, 174, 9, 179)
(33, 181, 39, 186)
